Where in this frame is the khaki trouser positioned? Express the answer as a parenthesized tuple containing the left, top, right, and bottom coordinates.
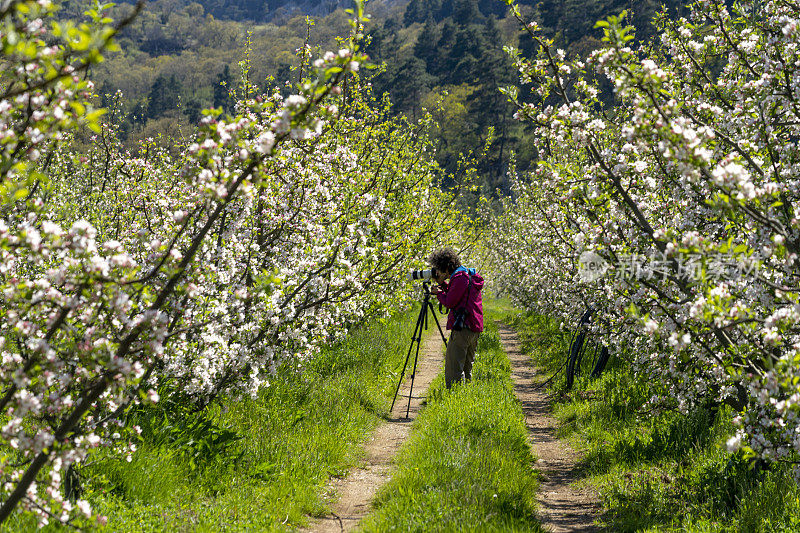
(445, 329, 480, 389)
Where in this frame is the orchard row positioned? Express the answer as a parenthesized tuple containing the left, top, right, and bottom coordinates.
(488, 0, 800, 485)
(0, 0, 468, 525)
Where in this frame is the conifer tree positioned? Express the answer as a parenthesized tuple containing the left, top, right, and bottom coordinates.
(413, 18, 442, 74)
(147, 74, 183, 118)
(393, 57, 434, 120)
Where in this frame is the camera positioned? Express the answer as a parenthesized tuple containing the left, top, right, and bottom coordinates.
(408, 267, 437, 281)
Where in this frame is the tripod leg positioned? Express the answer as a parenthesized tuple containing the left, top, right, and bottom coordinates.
(391, 303, 426, 412)
(406, 295, 438, 418)
(428, 301, 448, 347)
(407, 303, 431, 418)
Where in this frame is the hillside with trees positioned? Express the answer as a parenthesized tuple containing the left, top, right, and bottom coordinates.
(88, 0, 685, 196)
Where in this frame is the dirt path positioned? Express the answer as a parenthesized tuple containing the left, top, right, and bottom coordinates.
(498, 323, 602, 533)
(305, 328, 445, 533)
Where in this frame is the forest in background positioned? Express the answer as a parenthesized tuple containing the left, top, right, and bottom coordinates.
(87, 0, 686, 195)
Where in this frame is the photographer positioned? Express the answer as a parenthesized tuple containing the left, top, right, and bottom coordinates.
(428, 247, 484, 389)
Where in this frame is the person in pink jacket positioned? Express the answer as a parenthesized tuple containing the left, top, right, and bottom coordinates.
(428, 247, 485, 389)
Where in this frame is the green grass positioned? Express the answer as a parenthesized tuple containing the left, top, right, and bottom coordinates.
(512, 311, 800, 532)
(1, 309, 422, 532)
(360, 310, 543, 532)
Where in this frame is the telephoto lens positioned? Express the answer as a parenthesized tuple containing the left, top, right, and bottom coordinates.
(408, 268, 437, 281)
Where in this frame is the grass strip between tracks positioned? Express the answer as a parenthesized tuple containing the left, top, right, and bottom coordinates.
(361, 310, 543, 532)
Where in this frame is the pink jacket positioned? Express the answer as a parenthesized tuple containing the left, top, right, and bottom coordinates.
(436, 267, 484, 332)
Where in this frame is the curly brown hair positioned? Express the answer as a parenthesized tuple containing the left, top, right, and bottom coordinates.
(428, 247, 461, 276)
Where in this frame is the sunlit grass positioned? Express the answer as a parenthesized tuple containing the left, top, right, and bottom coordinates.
(0, 309, 420, 532)
(361, 317, 544, 532)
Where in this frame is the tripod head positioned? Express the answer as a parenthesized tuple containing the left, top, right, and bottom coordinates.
(416, 281, 433, 302)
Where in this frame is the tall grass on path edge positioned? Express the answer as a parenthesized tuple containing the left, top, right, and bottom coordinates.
(513, 312, 800, 532)
(1, 309, 421, 532)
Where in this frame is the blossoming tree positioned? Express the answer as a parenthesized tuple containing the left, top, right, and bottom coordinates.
(490, 0, 800, 479)
(0, 0, 463, 525)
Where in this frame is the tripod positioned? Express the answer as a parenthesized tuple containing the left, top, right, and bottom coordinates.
(391, 281, 449, 418)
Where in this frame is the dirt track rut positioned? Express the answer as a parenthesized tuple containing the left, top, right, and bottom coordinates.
(498, 323, 602, 533)
(306, 329, 444, 533)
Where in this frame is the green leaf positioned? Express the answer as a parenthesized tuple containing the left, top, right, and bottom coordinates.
(71, 101, 86, 116)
